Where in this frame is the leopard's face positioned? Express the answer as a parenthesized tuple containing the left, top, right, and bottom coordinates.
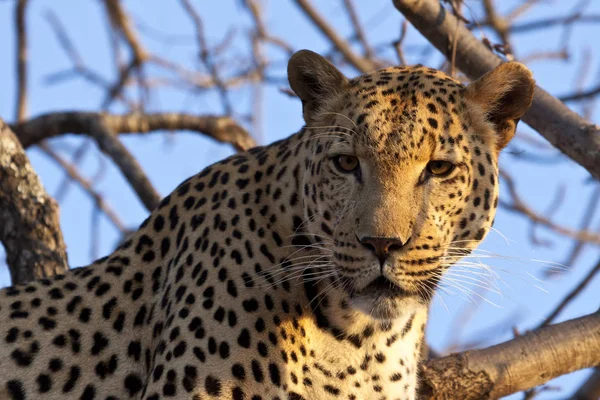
(289, 54, 534, 319)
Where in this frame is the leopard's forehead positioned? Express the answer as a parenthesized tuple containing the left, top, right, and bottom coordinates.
(336, 66, 468, 161)
(349, 65, 463, 90)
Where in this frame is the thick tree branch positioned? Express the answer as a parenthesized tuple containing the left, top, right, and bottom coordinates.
(392, 0, 600, 180)
(0, 120, 68, 285)
(421, 312, 600, 399)
(11, 112, 256, 152)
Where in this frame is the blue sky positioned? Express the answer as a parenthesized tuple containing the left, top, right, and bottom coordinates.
(1, 1, 599, 398)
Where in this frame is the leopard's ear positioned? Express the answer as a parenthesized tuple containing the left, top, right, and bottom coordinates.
(464, 62, 535, 150)
(288, 50, 349, 123)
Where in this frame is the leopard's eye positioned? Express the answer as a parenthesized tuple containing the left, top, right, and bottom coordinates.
(426, 160, 455, 177)
(333, 155, 360, 173)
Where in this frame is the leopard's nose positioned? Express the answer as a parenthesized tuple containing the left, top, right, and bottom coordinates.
(359, 236, 410, 267)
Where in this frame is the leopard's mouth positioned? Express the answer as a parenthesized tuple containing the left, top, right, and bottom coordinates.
(354, 275, 408, 298)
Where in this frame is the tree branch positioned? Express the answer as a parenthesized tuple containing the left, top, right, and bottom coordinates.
(536, 258, 600, 330)
(88, 117, 161, 211)
(499, 170, 600, 245)
(391, 0, 600, 180)
(39, 143, 126, 234)
(15, 0, 29, 121)
(179, 0, 233, 115)
(421, 312, 600, 399)
(293, 0, 376, 73)
(11, 112, 256, 152)
(0, 119, 68, 285)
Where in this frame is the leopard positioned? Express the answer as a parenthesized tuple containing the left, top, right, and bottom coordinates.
(0, 50, 534, 400)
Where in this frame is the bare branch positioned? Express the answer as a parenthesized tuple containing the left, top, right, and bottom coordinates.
(342, 0, 375, 59)
(482, 0, 511, 51)
(293, 0, 376, 73)
(499, 171, 600, 245)
(560, 84, 600, 103)
(11, 112, 256, 152)
(509, 14, 600, 34)
(103, 0, 148, 64)
(392, 0, 600, 180)
(243, 0, 294, 55)
(393, 20, 409, 65)
(15, 0, 29, 121)
(421, 312, 600, 399)
(179, 0, 233, 114)
(102, 0, 150, 110)
(90, 117, 161, 211)
(536, 258, 600, 330)
(0, 120, 68, 285)
(39, 143, 127, 234)
(554, 184, 600, 275)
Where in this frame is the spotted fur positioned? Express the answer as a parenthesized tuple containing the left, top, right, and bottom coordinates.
(0, 50, 534, 399)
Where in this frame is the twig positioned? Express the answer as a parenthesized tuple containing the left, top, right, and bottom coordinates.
(179, 0, 233, 115)
(519, 50, 568, 64)
(293, 0, 375, 73)
(90, 117, 160, 211)
(15, 0, 29, 122)
(482, 0, 512, 54)
(54, 141, 93, 203)
(244, 0, 268, 143)
(505, 0, 541, 22)
(392, 20, 409, 65)
(39, 143, 126, 233)
(509, 14, 600, 34)
(560, 85, 600, 103)
(102, 0, 149, 110)
(552, 184, 600, 276)
(342, 0, 375, 59)
(536, 258, 600, 330)
(243, 0, 294, 55)
(104, 0, 148, 64)
(499, 171, 600, 245)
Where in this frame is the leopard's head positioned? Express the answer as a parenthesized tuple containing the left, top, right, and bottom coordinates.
(288, 50, 534, 318)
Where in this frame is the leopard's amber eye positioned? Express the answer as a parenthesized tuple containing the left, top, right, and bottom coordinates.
(426, 160, 455, 177)
(333, 155, 360, 173)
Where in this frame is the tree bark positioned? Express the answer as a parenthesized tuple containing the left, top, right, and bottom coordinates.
(391, 0, 600, 180)
(421, 312, 600, 399)
(0, 119, 68, 285)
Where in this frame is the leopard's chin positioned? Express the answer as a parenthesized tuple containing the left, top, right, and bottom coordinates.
(358, 275, 406, 297)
